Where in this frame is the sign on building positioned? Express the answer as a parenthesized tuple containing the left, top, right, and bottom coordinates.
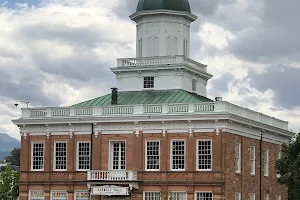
(91, 185, 129, 196)
(29, 191, 45, 200)
(75, 191, 89, 200)
(51, 191, 68, 200)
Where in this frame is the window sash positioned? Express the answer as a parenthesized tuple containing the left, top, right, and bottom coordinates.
(32, 143, 44, 171)
(250, 146, 255, 175)
(250, 193, 256, 200)
(146, 141, 160, 170)
(195, 192, 213, 200)
(74, 191, 89, 200)
(235, 143, 241, 173)
(144, 77, 154, 88)
(171, 140, 185, 170)
(264, 149, 269, 176)
(197, 140, 212, 170)
(29, 190, 45, 200)
(77, 142, 90, 170)
(169, 192, 187, 200)
(111, 141, 126, 170)
(54, 142, 67, 171)
(235, 192, 241, 200)
(144, 192, 160, 200)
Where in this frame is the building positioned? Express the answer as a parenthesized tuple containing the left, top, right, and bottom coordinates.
(12, 0, 294, 200)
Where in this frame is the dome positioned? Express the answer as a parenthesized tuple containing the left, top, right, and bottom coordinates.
(136, 0, 191, 13)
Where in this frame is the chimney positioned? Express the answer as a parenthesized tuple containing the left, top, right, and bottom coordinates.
(215, 97, 223, 101)
(111, 87, 118, 105)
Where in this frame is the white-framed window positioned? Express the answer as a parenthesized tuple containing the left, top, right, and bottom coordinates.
(29, 190, 45, 200)
(74, 191, 89, 200)
(196, 140, 212, 171)
(170, 192, 187, 200)
(276, 195, 281, 200)
(250, 146, 255, 175)
(171, 140, 185, 170)
(277, 150, 282, 178)
(144, 77, 154, 88)
(54, 142, 67, 171)
(145, 140, 160, 170)
(264, 193, 269, 200)
(192, 79, 197, 91)
(264, 149, 269, 176)
(110, 141, 126, 170)
(77, 142, 90, 171)
(195, 192, 213, 200)
(51, 191, 68, 200)
(235, 143, 241, 173)
(235, 192, 241, 200)
(31, 142, 44, 171)
(250, 193, 255, 200)
(144, 192, 160, 200)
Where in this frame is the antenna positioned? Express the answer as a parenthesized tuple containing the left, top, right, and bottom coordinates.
(14, 100, 30, 108)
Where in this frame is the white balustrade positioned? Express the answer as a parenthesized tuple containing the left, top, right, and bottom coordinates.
(75, 107, 93, 116)
(23, 101, 288, 130)
(103, 106, 134, 115)
(51, 108, 70, 116)
(30, 109, 47, 117)
(144, 105, 163, 113)
(168, 104, 189, 113)
(88, 170, 137, 181)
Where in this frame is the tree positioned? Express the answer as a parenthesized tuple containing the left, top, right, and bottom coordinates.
(276, 133, 300, 200)
(160, 190, 173, 200)
(4, 148, 20, 166)
(0, 164, 20, 200)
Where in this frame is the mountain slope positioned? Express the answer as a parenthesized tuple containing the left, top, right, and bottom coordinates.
(0, 133, 20, 160)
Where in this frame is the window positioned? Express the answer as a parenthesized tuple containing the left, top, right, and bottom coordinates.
(197, 140, 212, 170)
(192, 79, 197, 91)
(250, 146, 255, 175)
(144, 192, 160, 200)
(235, 192, 241, 200)
(110, 141, 126, 170)
(75, 191, 89, 200)
(29, 190, 44, 200)
(170, 192, 187, 200)
(77, 142, 90, 170)
(250, 193, 255, 200)
(183, 39, 188, 57)
(144, 77, 154, 88)
(167, 37, 178, 55)
(264, 193, 269, 200)
(264, 149, 269, 176)
(171, 140, 185, 170)
(138, 39, 143, 57)
(51, 191, 68, 200)
(235, 143, 241, 173)
(146, 141, 160, 170)
(276, 195, 281, 200)
(54, 142, 67, 171)
(32, 142, 44, 171)
(195, 192, 213, 200)
(277, 151, 282, 178)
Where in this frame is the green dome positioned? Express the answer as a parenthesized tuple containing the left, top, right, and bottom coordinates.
(136, 0, 191, 13)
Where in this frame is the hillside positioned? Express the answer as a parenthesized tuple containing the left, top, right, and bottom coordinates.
(0, 133, 20, 160)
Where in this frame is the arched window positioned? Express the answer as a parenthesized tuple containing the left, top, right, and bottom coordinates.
(167, 37, 178, 56)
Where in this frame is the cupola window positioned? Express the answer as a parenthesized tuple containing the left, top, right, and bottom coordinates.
(144, 76, 154, 88)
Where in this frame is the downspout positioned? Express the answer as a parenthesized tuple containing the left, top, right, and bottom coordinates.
(89, 123, 94, 200)
(260, 130, 264, 200)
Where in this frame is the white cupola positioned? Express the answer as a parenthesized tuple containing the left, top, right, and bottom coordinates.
(110, 0, 213, 97)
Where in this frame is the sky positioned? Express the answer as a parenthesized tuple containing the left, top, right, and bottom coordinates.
(0, 0, 300, 140)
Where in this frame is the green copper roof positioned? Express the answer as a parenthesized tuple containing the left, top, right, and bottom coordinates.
(73, 89, 212, 107)
(136, 0, 191, 13)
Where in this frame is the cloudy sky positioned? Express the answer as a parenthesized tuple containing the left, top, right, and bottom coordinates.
(0, 0, 299, 140)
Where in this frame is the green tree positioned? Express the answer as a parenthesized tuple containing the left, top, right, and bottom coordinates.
(160, 190, 173, 200)
(4, 148, 20, 166)
(276, 133, 300, 200)
(0, 164, 20, 200)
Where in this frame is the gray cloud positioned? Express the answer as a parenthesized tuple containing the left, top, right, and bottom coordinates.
(208, 72, 235, 97)
(248, 66, 300, 109)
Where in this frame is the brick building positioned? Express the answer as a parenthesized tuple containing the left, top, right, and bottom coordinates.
(13, 0, 294, 200)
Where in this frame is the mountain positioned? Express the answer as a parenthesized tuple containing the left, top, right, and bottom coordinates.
(0, 133, 20, 161)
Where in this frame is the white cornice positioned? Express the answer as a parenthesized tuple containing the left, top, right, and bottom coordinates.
(130, 10, 197, 22)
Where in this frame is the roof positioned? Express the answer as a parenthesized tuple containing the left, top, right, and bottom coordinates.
(136, 0, 191, 13)
(73, 89, 212, 107)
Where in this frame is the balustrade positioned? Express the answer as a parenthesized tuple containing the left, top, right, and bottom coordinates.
(88, 170, 137, 181)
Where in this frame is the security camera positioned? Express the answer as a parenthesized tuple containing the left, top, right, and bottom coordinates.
(14, 103, 18, 107)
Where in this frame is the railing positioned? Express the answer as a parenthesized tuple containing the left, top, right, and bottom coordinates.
(88, 170, 137, 181)
(116, 56, 207, 72)
(21, 102, 288, 130)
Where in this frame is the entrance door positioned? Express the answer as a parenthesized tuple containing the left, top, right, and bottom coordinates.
(110, 141, 126, 170)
